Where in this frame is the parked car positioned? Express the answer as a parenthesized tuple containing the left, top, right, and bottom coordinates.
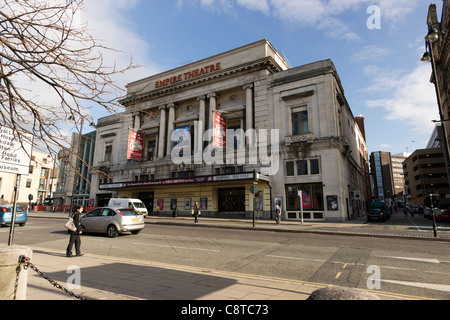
(0, 204, 27, 227)
(367, 201, 390, 222)
(80, 207, 145, 237)
(435, 209, 450, 222)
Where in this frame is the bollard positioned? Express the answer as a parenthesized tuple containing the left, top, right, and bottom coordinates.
(0, 246, 33, 300)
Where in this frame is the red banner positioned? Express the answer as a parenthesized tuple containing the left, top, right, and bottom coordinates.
(127, 130, 144, 160)
(213, 112, 226, 148)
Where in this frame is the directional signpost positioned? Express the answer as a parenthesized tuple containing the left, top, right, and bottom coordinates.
(0, 126, 33, 245)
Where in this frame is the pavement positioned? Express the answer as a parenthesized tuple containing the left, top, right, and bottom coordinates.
(19, 211, 450, 301)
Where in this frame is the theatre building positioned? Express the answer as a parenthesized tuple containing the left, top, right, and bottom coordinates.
(91, 39, 370, 222)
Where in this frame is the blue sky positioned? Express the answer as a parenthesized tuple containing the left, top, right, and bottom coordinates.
(81, 0, 443, 156)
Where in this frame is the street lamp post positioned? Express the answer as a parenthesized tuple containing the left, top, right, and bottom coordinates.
(421, 27, 450, 192)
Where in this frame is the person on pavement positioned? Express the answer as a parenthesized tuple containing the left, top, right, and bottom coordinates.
(66, 205, 84, 257)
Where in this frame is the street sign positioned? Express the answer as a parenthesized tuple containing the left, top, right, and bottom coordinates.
(0, 126, 33, 175)
(250, 185, 259, 194)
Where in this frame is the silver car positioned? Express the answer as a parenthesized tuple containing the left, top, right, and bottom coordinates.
(80, 207, 145, 237)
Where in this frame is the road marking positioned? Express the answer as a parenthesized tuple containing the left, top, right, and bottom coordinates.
(377, 256, 440, 264)
(382, 279, 450, 292)
(266, 255, 326, 263)
(335, 272, 341, 279)
(133, 242, 220, 252)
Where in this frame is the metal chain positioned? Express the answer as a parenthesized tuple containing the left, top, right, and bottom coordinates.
(20, 256, 87, 300)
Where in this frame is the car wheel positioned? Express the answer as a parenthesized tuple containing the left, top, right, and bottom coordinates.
(107, 225, 119, 238)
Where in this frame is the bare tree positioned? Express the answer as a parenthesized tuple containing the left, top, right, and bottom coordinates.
(0, 0, 136, 190)
(0, 0, 134, 147)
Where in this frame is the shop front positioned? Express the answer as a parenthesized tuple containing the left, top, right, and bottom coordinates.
(285, 183, 324, 221)
(98, 172, 271, 218)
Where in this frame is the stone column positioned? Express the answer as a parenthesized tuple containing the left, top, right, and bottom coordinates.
(197, 96, 206, 154)
(166, 103, 176, 157)
(157, 105, 166, 158)
(208, 93, 217, 140)
(134, 111, 141, 131)
(243, 84, 254, 145)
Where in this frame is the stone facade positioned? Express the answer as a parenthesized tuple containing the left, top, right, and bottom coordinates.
(91, 39, 369, 222)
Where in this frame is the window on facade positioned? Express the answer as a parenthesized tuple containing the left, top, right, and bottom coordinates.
(147, 140, 156, 161)
(29, 165, 33, 174)
(105, 145, 112, 162)
(286, 162, 294, 176)
(285, 183, 324, 211)
(297, 160, 308, 175)
(310, 159, 320, 174)
(39, 178, 45, 190)
(292, 111, 308, 135)
(26, 179, 32, 188)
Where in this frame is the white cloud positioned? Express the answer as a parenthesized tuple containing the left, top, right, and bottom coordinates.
(350, 45, 392, 62)
(82, 0, 160, 84)
(365, 63, 439, 134)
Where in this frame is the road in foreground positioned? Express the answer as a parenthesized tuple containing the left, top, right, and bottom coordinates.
(2, 216, 450, 300)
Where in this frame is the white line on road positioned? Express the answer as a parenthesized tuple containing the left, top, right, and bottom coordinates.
(265, 254, 326, 263)
(376, 256, 441, 264)
(132, 242, 220, 252)
(381, 279, 450, 292)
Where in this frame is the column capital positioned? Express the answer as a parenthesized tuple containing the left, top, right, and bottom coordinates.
(207, 92, 218, 99)
(158, 105, 167, 111)
(167, 103, 177, 109)
(243, 83, 254, 90)
(197, 95, 206, 101)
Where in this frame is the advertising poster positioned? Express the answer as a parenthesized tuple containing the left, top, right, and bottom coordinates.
(127, 129, 143, 160)
(173, 126, 191, 155)
(213, 112, 226, 149)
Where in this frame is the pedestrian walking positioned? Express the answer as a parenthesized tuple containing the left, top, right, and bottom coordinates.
(275, 204, 281, 225)
(404, 206, 408, 218)
(156, 204, 160, 216)
(66, 205, 83, 257)
(193, 202, 201, 224)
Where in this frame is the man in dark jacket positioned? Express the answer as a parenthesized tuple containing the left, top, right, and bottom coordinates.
(66, 206, 84, 257)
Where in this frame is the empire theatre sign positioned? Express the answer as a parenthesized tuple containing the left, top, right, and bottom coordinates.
(154, 62, 222, 89)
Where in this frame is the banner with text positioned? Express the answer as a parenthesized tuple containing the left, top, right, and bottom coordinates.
(127, 129, 144, 160)
(213, 111, 226, 149)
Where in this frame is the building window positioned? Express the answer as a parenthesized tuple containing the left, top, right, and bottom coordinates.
(147, 140, 156, 161)
(297, 160, 308, 175)
(286, 162, 294, 176)
(26, 179, 32, 188)
(105, 145, 112, 162)
(292, 111, 308, 135)
(310, 159, 320, 174)
(286, 183, 324, 211)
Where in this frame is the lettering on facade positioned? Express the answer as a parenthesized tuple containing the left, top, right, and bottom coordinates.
(155, 63, 222, 89)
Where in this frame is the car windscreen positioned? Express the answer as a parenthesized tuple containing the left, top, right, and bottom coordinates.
(118, 208, 141, 216)
(131, 202, 145, 209)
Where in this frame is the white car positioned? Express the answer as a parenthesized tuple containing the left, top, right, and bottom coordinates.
(80, 207, 144, 237)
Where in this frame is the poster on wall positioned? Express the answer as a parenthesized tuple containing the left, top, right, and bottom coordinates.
(213, 111, 226, 149)
(172, 126, 191, 156)
(127, 129, 143, 160)
(327, 195, 338, 211)
(302, 190, 312, 209)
